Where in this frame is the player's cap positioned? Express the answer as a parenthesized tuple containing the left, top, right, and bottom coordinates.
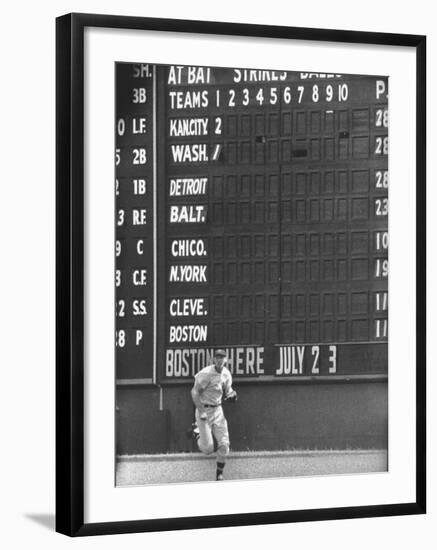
(214, 349, 227, 357)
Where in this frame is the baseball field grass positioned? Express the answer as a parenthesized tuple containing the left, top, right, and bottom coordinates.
(116, 449, 388, 486)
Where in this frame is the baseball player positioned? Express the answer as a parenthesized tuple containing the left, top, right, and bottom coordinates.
(190, 349, 237, 481)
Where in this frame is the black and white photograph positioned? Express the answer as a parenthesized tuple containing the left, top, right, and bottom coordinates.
(53, 10, 425, 537)
(114, 62, 389, 486)
(0, 0, 431, 546)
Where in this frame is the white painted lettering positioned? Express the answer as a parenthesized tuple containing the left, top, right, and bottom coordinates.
(233, 69, 287, 82)
(167, 66, 183, 85)
(329, 345, 337, 373)
(133, 269, 147, 286)
(169, 325, 208, 343)
(187, 67, 211, 84)
(235, 348, 244, 375)
(132, 299, 147, 316)
(133, 209, 147, 225)
(171, 144, 208, 163)
(169, 298, 207, 317)
(171, 239, 207, 257)
(376, 80, 387, 100)
(169, 177, 207, 196)
(169, 265, 207, 283)
(169, 205, 206, 223)
(246, 347, 255, 374)
(168, 90, 209, 109)
(132, 117, 147, 134)
(169, 118, 208, 137)
(133, 179, 147, 195)
(297, 347, 305, 374)
(256, 347, 264, 374)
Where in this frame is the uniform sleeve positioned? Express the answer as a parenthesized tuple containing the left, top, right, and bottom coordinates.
(194, 371, 208, 392)
(223, 370, 234, 397)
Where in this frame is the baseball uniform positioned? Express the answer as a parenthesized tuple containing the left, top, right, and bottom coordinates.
(192, 363, 235, 463)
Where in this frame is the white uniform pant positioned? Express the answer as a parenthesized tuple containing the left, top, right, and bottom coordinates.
(196, 406, 230, 463)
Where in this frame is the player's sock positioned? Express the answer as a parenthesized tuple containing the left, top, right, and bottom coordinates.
(216, 462, 225, 480)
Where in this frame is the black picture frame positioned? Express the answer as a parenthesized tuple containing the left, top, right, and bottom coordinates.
(56, 12, 426, 537)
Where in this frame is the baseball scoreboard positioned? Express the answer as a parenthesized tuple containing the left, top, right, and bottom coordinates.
(115, 63, 388, 383)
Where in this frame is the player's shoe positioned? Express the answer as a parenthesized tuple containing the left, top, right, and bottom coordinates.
(216, 473, 224, 481)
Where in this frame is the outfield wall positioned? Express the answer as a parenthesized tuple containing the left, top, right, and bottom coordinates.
(116, 381, 387, 455)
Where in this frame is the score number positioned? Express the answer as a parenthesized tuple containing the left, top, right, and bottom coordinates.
(375, 136, 388, 155)
(375, 108, 388, 128)
(375, 198, 388, 217)
(375, 170, 388, 189)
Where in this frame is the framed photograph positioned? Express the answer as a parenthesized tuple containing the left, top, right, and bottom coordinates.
(56, 13, 426, 536)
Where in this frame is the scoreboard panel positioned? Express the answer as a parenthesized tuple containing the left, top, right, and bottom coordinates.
(115, 63, 156, 381)
(115, 64, 388, 382)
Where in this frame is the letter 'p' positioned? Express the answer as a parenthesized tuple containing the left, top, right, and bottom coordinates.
(136, 330, 143, 346)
